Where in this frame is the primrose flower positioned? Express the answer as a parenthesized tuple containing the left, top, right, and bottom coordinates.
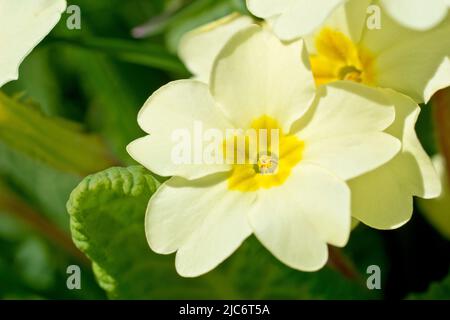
(178, 12, 442, 230)
(128, 26, 401, 277)
(302, 1, 443, 229)
(303, 0, 450, 103)
(0, 0, 66, 87)
(247, 0, 450, 39)
(177, 7, 443, 233)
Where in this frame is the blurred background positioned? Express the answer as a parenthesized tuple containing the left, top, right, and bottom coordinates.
(0, 0, 449, 300)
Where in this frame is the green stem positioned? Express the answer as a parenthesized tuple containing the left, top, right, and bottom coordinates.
(50, 36, 189, 76)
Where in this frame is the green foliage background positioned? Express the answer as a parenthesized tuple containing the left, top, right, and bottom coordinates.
(0, 0, 448, 300)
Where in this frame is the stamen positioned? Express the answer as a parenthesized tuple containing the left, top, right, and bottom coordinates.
(339, 65, 362, 82)
(255, 153, 279, 175)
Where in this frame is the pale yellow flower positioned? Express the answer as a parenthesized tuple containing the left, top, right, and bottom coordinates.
(304, 0, 450, 103)
(128, 26, 401, 276)
(176, 12, 442, 232)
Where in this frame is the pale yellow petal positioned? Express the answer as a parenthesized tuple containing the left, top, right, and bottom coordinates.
(246, 0, 294, 19)
(293, 81, 395, 140)
(146, 174, 254, 277)
(361, 6, 450, 103)
(273, 0, 346, 40)
(302, 132, 400, 180)
(350, 157, 414, 230)
(383, 89, 441, 199)
(249, 164, 351, 271)
(380, 0, 449, 31)
(128, 80, 233, 179)
(178, 13, 253, 83)
(211, 26, 315, 133)
(350, 89, 441, 230)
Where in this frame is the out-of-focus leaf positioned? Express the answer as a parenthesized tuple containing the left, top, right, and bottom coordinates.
(0, 217, 105, 299)
(15, 238, 56, 291)
(68, 166, 377, 299)
(132, 0, 194, 38)
(0, 93, 114, 174)
(3, 47, 63, 117)
(416, 102, 438, 156)
(44, 2, 179, 164)
(57, 37, 188, 76)
(55, 0, 166, 37)
(408, 271, 450, 299)
(54, 47, 144, 164)
(345, 224, 389, 286)
(0, 211, 28, 241)
(130, 0, 249, 42)
(0, 93, 116, 228)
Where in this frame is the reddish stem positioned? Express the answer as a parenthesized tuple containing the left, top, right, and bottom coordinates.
(327, 246, 362, 282)
(432, 88, 450, 185)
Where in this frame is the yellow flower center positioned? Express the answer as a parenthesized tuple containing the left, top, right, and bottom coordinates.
(310, 28, 376, 86)
(227, 116, 304, 192)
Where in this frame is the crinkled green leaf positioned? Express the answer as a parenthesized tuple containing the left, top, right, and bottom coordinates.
(68, 166, 378, 299)
(408, 271, 450, 299)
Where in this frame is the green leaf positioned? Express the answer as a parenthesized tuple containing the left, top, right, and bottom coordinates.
(0, 222, 106, 300)
(68, 166, 378, 299)
(3, 47, 63, 117)
(53, 45, 155, 164)
(55, 37, 188, 76)
(48, 10, 175, 165)
(0, 93, 116, 228)
(0, 93, 115, 175)
(344, 224, 389, 280)
(416, 102, 438, 156)
(408, 271, 450, 300)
